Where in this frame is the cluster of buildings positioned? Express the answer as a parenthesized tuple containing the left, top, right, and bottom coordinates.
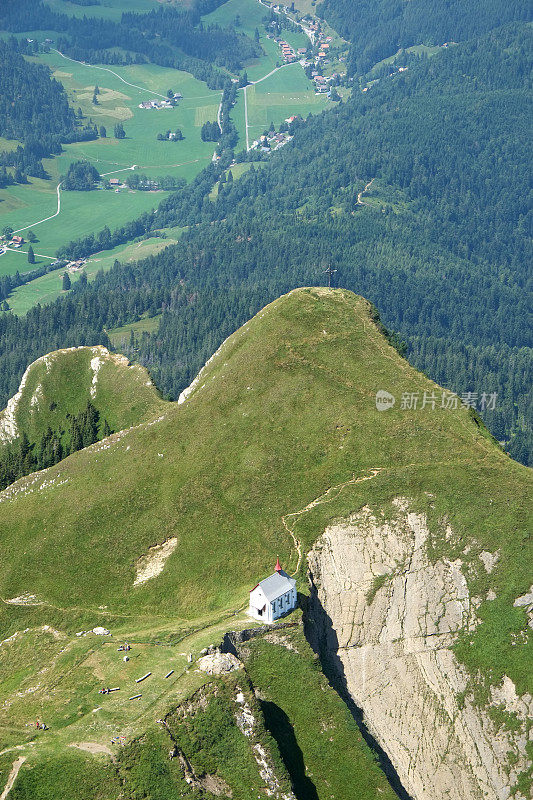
(64, 258, 87, 274)
(311, 71, 340, 95)
(108, 177, 127, 193)
(138, 93, 182, 111)
(250, 129, 293, 153)
(0, 234, 24, 252)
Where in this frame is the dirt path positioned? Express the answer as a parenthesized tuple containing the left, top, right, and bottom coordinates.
(356, 177, 374, 205)
(0, 756, 26, 800)
(282, 468, 383, 574)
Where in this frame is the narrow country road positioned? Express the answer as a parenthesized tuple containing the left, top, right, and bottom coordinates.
(356, 177, 375, 205)
(13, 182, 62, 234)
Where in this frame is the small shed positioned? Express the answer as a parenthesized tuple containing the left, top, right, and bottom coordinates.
(248, 559, 297, 623)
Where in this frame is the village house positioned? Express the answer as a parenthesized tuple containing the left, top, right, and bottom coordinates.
(248, 559, 297, 622)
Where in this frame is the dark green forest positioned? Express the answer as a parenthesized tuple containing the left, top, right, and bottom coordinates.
(0, 4, 531, 466)
(318, 0, 530, 74)
(0, 401, 111, 490)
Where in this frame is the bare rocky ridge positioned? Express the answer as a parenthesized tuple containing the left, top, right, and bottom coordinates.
(307, 499, 531, 800)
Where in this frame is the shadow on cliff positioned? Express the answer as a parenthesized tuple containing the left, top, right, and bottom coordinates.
(260, 699, 319, 800)
(301, 586, 414, 800)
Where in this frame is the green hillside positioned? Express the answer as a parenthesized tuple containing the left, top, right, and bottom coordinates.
(0, 288, 530, 795)
(0, 345, 164, 485)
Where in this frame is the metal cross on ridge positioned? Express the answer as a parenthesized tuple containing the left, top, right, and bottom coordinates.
(324, 265, 337, 288)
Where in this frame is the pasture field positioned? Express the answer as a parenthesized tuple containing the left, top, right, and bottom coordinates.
(8, 233, 182, 315)
(0, 52, 220, 276)
(107, 314, 162, 349)
(245, 63, 327, 137)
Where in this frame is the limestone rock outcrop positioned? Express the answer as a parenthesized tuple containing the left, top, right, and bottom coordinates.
(307, 499, 531, 800)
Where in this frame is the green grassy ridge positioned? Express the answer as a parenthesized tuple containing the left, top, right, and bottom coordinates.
(2, 627, 399, 799)
(0, 288, 530, 693)
(0, 345, 163, 453)
(163, 674, 293, 798)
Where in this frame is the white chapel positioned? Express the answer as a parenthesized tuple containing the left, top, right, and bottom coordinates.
(248, 558, 297, 623)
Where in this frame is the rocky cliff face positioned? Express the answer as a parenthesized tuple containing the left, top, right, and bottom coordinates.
(307, 499, 531, 800)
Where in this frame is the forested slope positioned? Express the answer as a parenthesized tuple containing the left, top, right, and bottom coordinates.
(0, 39, 96, 183)
(318, 0, 530, 73)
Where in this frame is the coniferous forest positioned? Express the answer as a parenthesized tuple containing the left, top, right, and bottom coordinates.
(0, 2, 530, 465)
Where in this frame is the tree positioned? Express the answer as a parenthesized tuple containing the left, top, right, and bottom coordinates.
(157, 133, 164, 141)
(99, 125, 106, 138)
(167, 89, 174, 98)
(2, 227, 13, 239)
(114, 123, 126, 139)
(175, 129, 183, 140)
(94, 84, 99, 95)
(92, 91, 99, 105)
(27, 230, 37, 242)
(238, 72, 249, 88)
(254, 27, 260, 43)
(27, 245, 35, 264)
(62, 273, 71, 291)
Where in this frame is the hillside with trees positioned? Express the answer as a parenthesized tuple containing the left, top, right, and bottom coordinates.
(1, 21, 527, 461)
(0, 0, 262, 89)
(318, 0, 530, 73)
(0, 38, 96, 181)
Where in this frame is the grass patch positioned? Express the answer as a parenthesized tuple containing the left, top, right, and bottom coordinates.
(9, 749, 120, 800)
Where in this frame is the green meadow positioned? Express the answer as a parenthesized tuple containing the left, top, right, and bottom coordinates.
(42, 0, 160, 20)
(245, 63, 327, 138)
(0, 53, 220, 276)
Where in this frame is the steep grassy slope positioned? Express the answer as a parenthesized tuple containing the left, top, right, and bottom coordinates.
(0, 288, 530, 797)
(0, 344, 164, 452)
(0, 290, 529, 661)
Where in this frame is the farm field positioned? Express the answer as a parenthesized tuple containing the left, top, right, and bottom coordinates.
(1, 0, 335, 310)
(0, 52, 220, 275)
(245, 63, 327, 139)
(42, 0, 160, 20)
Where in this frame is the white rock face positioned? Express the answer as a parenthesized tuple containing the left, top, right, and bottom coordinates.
(513, 586, 533, 630)
(197, 652, 242, 675)
(133, 537, 177, 586)
(308, 500, 530, 800)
